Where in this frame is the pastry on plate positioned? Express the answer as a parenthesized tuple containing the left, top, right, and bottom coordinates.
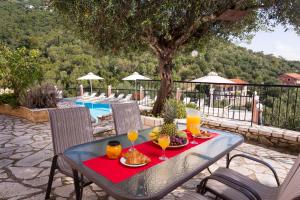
(123, 149, 151, 165)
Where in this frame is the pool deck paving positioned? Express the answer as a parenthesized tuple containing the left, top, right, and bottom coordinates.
(0, 114, 298, 200)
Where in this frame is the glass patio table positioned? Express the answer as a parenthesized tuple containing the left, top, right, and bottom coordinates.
(63, 125, 244, 200)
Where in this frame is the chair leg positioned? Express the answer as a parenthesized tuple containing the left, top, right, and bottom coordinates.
(72, 169, 82, 200)
(226, 153, 230, 168)
(45, 155, 58, 200)
(207, 167, 212, 174)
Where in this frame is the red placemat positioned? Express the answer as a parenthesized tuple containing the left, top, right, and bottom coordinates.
(83, 131, 218, 183)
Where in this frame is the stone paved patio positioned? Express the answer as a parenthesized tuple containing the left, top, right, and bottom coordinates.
(0, 114, 298, 200)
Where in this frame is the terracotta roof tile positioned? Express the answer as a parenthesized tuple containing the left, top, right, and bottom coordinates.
(284, 73, 300, 80)
(229, 78, 248, 84)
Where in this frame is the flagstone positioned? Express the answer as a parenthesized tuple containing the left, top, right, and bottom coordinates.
(9, 135, 34, 145)
(15, 149, 53, 167)
(15, 145, 33, 153)
(0, 159, 13, 168)
(53, 184, 74, 197)
(23, 176, 49, 186)
(0, 114, 296, 200)
(25, 193, 45, 200)
(8, 167, 43, 180)
(0, 172, 8, 179)
(0, 182, 41, 198)
(10, 152, 32, 159)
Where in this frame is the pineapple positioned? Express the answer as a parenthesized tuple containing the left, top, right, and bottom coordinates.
(161, 99, 177, 136)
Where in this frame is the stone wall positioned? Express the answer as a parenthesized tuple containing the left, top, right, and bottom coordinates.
(202, 119, 300, 153)
(140, 115, 300, 153)
(0, 104, 49, 123)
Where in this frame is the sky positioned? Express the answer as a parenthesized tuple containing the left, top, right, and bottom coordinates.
(236, 25, 300, 61)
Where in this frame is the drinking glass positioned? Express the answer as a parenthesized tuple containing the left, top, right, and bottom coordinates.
(186, 115, 201, 131)
(127, 129, 138, 151)
(190, 124, 200, 144)
(158, 135, 170, 161)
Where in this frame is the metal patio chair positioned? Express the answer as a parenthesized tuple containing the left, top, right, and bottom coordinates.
(198, 153, 300, 200)
(45, 107, 94, 200)
(111, 102, 143, 135)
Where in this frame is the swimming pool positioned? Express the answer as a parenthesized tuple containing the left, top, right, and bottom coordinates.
(74, 101, 112, 120)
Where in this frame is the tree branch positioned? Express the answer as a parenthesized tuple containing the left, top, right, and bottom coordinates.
(173, 14, 216, 50)
(173, 1, 274, 49)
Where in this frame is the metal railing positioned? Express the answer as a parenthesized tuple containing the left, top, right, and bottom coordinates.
(58, 81, 300, 131)
(136, 80, 300, 131)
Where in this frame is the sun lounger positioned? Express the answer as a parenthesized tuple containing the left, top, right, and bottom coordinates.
(138, 95, 153, 106)
(98, 93, 115, 102)
(110, 93, 125, 101)
(119, 94, 133, 102)
(81, 92, 97, 100)
(89, 93, 106, 102)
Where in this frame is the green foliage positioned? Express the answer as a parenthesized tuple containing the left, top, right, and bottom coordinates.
(164, 99, 187, 119)
(0, 93, 18, 108)
(51, 0, 300, 55)
(20, 84, 57, 109)
(0, 0, 299, 92)
(186, 103, 198, 109)
(163, 99, 177, 123)
(0, 45, 42, 100)
(213, 99, 229, 108)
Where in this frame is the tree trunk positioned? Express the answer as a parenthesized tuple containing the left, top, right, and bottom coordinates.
(152, 57, 173, 116)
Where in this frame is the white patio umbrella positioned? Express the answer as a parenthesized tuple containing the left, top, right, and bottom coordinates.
(191, 72, 234, 84)
(77, 72, 104, 94)
(122, 72, 150, 94)
(192, 72, 234, 108)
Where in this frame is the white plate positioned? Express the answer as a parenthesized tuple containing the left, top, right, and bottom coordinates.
(120, 157, 148, 168)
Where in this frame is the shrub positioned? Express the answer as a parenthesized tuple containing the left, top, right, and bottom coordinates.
(0, 93, 18, 107)
(213, 99, 229, 108)
(245, 101, 252, 111)
(20, 84, 58, 109)
(186, 102, 198, 109)
(164, 99, 186, 119)
(0, 45, 42, 101)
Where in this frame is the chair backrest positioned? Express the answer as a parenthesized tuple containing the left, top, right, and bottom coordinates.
(111, 102, 143, 135)
(277, 154, 300, 200)
(48, 107, 94, 156)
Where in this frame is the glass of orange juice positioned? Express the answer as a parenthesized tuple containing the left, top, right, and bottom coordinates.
(158, 135, 170, 161)
(186, 115, 201, 131)
(190, 124, 200, 144)
(127, 129, 138, 151)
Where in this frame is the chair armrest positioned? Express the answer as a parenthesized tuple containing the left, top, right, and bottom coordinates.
(227, 154, 280, 186)
(198, 174, 262, 200)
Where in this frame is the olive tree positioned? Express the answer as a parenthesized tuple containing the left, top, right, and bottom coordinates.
(50, 0, 300, 115)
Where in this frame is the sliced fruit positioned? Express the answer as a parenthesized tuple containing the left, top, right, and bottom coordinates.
(161, 123, 177, 136)
(176, 130, 187, 138)
(152, 127, 161, 134)
(149, 132, 159, 140)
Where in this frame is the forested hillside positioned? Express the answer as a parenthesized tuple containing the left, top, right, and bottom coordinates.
(1, 0, 299, 91)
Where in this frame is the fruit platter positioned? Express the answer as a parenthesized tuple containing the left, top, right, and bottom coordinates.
(148, 100, 189, 148)
(149, 127, 189, 148)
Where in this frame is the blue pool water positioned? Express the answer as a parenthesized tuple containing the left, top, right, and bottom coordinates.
(74, 101, 112, 120)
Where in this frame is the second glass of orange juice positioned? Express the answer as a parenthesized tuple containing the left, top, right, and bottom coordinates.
(127, 129, 138, 151)
(158, 135, 170, 161)
(187, 115, 201, 131)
